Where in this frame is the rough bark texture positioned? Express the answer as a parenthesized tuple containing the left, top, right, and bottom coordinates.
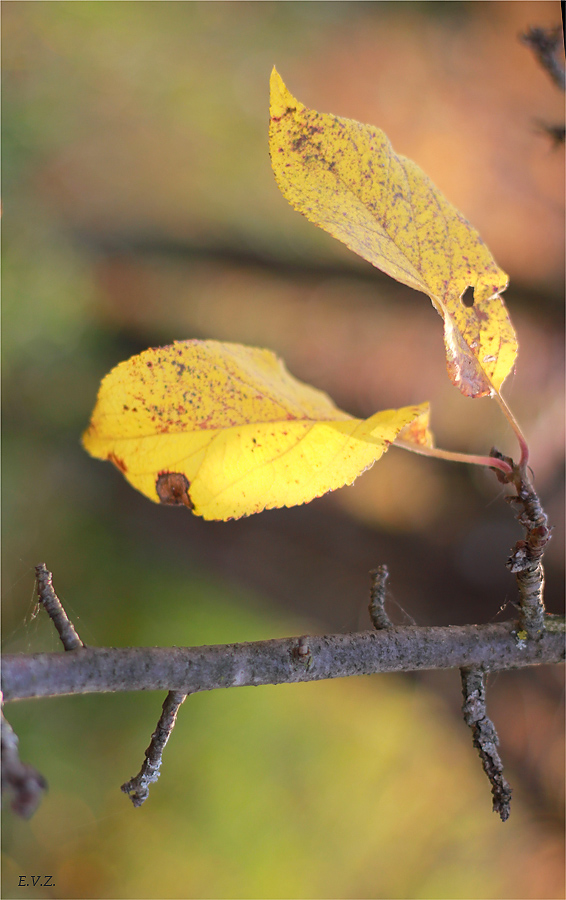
(3, 620, 564, 703)
(460, 667, 512, 821)
(490, 449, 553, 639)
(34, 563, 85, 651)
(506, 481, 552, 639)
(121, 690, 188, 807)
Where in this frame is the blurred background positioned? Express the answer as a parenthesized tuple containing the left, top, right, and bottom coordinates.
(2, 2, 564, 898)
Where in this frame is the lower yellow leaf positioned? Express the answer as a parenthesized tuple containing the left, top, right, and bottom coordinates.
(396, 408, 435, 449)
(82, 340, 429, 521)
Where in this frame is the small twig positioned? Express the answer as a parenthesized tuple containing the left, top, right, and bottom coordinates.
(490, 450, 551, 640)
(521, 26, 566, 91)
(121, 691, 188, 807)
(35, 563, 84, 651)
(460, 667, 512, 822)
(1, 704, 47, 818)
(2, 563, 83, 817)
(369, 565, 392, 629)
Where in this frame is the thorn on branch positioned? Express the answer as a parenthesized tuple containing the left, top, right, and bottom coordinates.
(1, 705, 47, 818)
(121, 690, 188, 807)
(35, 564, 85, 651)
(369, 565, 392, 629)
(460, 667, 512, 822)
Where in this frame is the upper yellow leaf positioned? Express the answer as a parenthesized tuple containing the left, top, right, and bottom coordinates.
(82, 340, 429, 521)
(269, 68, 518, 398)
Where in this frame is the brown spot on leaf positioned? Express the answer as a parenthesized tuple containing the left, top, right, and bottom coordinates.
(156, 472, 194, 509)
(107, 452, 128, 474)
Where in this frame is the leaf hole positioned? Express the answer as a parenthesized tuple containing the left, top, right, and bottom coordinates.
(461, 286, 475, 308)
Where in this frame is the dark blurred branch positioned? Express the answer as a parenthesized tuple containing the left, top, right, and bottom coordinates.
(535, 120, 565, 146)
(1, 706, 47, 818)
(521, 25, 565, 145)
(3, 620, 564, 703)
(81, 229, 375, 284)
(521, 26, 565, 91)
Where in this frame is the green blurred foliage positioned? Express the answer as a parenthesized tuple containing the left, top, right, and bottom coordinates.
(3, 1, 363, 260)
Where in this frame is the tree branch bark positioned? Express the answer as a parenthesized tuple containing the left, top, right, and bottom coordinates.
(460, 667, 512, 821)
(3, 619, 564, 703)
(121, 690, 189, 807)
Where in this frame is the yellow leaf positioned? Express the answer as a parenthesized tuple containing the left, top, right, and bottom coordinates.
(269, 68, 517, 399)
(396, 408, 435, 449)
(82, 340, 429, 521)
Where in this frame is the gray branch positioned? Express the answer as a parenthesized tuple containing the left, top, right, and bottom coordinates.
(460, 667, 512, 821)
(490, 448, 552, 639)
(35, 563, 85, 651)
(121, 690, 188, 807)
(3, 619, 564, 703)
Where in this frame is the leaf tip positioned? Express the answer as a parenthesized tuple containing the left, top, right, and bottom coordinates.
(269, 67, 299, 120)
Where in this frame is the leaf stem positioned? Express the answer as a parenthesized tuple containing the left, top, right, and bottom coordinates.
(393, 439, 514, 476)
(491, 392, 530, 471)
